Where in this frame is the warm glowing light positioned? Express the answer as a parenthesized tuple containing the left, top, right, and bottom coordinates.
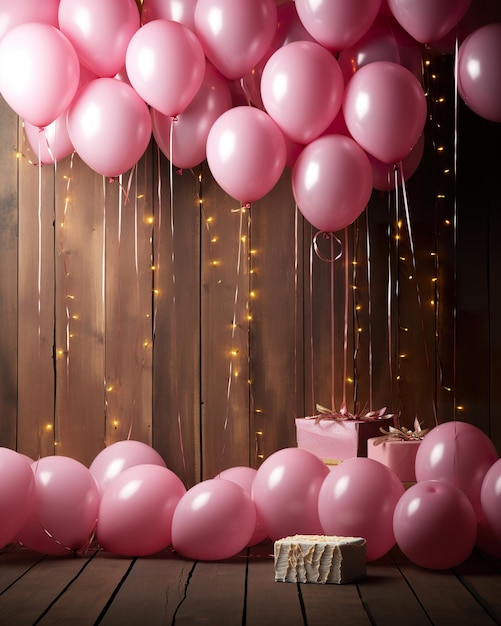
(45, 424, 53, 431)
(436, 146, 445, 152)
(145, 216, 154, 225)
(249, 291, 256, 298)
(112, 419, 119, 428)
(106, 385, 113, 392)
(230, 349, 238, 356)
(457, 405, 464, 411)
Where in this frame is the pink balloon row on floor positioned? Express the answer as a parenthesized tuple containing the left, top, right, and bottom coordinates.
(1, 0, 500, 234)
(0, 421, 499, 569)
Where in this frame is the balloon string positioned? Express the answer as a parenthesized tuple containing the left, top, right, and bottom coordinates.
(387, 188, 395, 413)
(102, 176, 108, 433)
(294, 204, 299, 416)
(330, 235, 335, 413)
(365, 208, 373, 411)
(452, 36, 459, 423)
(343, 227, 349, 408)
(309, 229, 315, 414)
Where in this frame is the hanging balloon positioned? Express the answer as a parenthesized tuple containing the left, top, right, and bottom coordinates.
(386, 0, 472, 44)
(152, 62, 232, 169)
(0, 0, 59, 42)
(0, 23, 80, 128)
(294, 0, 382, 51)
(0, 448, 35, 549)
(261, 41, 344, 145)
(24, 114, 75, 165)
(58, 0, 140, 78)
(292, 134, 373, 233)
(343, 61, 427, 164)
(126, 19, 205, 117)
(67, 78, 152, 178)
(141, 0, 197, 31)
(370, 133, 425, 191)
(206, 106, 286, 204)
(194, 0, 277, 80)
(457, 23, 501, 123)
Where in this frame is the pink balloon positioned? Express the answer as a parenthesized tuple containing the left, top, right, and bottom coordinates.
(126, 19, 205, 117)
(370, 133, 425, 191)
(292, 134, 373, 233)
(387, 0, 472, 43)
(261, 41, 344, 145)
(393, 480, 477, 569)
(96, 464, 186, 556)
(476, 517, 501, 559)
(67, 78, 152, 178)
(343, 61, 427, 164)
(0, 23, 80, 128)
(18, 456, 100, 556)
(206, 106, 286, 203)
(215, 466, 267, 546)
(89, 439, 166, 494)
(318, 458, 404, 561)
(0, 448, 35, 548)
(252, 448, 329, 541)
(0, 0, 59, 41)
(480, 458, 501, 537)
(58, 0, 140, 78)
(194, 0, 277, 80)
(24, 115, 74, 165)
(458, 23, 501, 123)
(152, 63, 232, 169)
(142, 0, 197, 32)
(295, 0, 382, 51)
(415, 421, 498, 521)
(171, 479, 256, 560)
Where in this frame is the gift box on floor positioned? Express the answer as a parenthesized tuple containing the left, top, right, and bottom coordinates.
(296, 404, 395, 463)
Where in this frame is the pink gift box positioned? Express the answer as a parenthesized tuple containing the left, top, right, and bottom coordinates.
(295, 416, 394, 463)
(367, 438, 421, 482)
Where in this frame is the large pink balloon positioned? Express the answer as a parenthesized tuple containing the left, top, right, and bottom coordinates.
(318, 457, 404, 561)
(89, 439, 166, 494)
(0, 23, 80, 128)
(126, 19, 205, 117)
(252, 448, 329, 541)
(67, 78, 152, 178)
(206, 106, 286, 203)
(195, 0, 277, 80)
(292, 134, 373, 233)
(370, 133, 425, 192)
(295, 0, 382, 51)
(261, 41, 344, 145)
(387, 0, 471, 43)
(458, 23, 501, 123)
(480, 458, 501, 539)
(18, 456, 100, 556)
(0, 0, 59, 42)
(0, 448, 35, 548)
(24, 115, 74, 165)
(96, 464, 186, 556)
(58, 0, 140, 78)
(171, 479, 256, 560)
(415, 421, 498, 521)
(142, 0, 197, 31)
(215, 466, 267, 546)
(393, 480, 477, 569)
(152, 63, 232, 169)
(344, 61, 427, 164)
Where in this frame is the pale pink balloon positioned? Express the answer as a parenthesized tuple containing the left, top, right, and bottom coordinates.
(387, 0, 471, 43)
(142, 0, 197, 32)
(458, 23, 501, 123)
(370, 133, 425, 191)
(89, 439, 166, 494)
(415, 421, 498, 521)
(393, 480, 477, 569)
(194, 0, 277, 80)
(96, 464, 186, 556)
(292, 134, 373, 233)
(152, 63, 232, 169)
(318, 457, 404, 561)
(171, 479, 256, 560)
(0, 0, 59, 42)
(0, 448, 35, 548)
(206, 106, 286, 203)
(18, 456, 100, 556)
(58, 0, 140, 77)
(67, 78, 152, 178)
(261, 41, 344, 145)
(126, 19, 205, 117)
(0, 23, 80, 128)
(295, 0, 382, 51)
(343, 61, 427, 164)
(215, 466, 267, 546)
(24, 115, 74, 165)
(480, 458, 501, 538)
(252, 448, 329, 541)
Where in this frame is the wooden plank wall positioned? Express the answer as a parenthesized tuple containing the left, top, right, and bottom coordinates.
(0, 51, 500, 486)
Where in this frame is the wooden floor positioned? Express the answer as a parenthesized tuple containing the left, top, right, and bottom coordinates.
(0, 541, 500, 625)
